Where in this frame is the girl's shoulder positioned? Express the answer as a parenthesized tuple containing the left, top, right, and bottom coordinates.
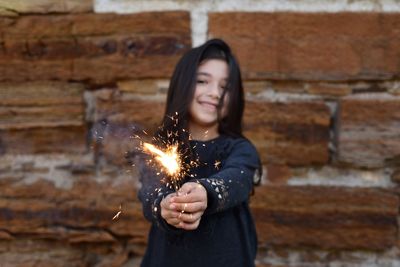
(190, 135, 259, 162)
(214, 135, 259, 162)
(218, 135, 257, 151)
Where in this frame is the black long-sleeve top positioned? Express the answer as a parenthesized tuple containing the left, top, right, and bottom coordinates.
(138, 135, 261, 267)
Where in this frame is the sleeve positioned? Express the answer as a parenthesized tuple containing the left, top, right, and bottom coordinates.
(136, 154, 183, 233)
(196, 139, 261, 215)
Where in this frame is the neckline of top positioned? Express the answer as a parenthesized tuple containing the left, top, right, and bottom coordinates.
(190, 135, 224, 144)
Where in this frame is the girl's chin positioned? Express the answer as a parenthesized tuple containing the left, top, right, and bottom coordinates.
(198, 115, 218, 124)
(191, 117, 218, 128)
(201, 106, 217, 113)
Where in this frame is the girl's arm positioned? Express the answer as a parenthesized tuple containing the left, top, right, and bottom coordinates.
(196, 139, 260, 215)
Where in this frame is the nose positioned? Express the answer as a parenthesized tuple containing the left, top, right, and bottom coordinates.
(207, 81, 221, 100)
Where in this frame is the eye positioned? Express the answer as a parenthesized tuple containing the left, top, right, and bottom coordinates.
(197, 79, 207, 85)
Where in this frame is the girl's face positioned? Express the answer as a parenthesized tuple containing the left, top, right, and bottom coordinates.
(188, 59, 229, 137)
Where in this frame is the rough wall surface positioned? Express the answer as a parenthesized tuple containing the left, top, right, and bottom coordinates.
(0, 0, 399, 266)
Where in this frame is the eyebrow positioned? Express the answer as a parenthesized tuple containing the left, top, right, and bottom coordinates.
(197, 72, 228, 81)
(197, 72, 211, 77)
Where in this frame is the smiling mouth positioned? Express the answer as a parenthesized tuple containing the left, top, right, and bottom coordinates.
(199, 101, 218, 110)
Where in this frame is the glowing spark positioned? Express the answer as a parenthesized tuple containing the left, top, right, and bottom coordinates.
(214, 160, 221, 169)
(112, 204, 122, 220)
(143, 143, 181, 176)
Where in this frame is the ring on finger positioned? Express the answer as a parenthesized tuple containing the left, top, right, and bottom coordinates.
(182, 203, 187, 213)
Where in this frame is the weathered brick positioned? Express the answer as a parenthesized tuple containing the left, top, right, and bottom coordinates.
(117, 79, 169, 95)
(0, 82, 86, 154)
(251, 185, 399, 250)
(265, 164, 292, 184)
(391, 169, 400, 184)
(244, 100, 330, 166)
(0, 172, 148, 265)
(0, 12, 191, 84)
(209, 12, 400, 81)
(0, 125, 87, 154)
(0, 0, 93, 16)
(336, 95, 400, 168)
(0, 230, 12, 240)
(256, 247, 400, 267)
(0, 81, 83, 106)
(270, 81, 306, 93)
(307, 83, 352, 97)
(244, 80, 308, 94)
(0, 172, 148, 237)
(95, 92, 165, 133)
(0, 12, 189, 38)
(243, 81, 271, 94)
(0, 241, 91, 267)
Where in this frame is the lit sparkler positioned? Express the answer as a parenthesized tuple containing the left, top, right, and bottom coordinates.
(143, 143, 181, 176)
(138, 113, 198, 191)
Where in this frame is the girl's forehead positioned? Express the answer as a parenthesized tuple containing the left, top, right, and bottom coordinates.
(198, 58, 227, 67)
(197, 59, 229, 77)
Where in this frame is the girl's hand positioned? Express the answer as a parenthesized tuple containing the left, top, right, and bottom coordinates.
(170, 182, 208, 230)
(160, 193, 183, 228)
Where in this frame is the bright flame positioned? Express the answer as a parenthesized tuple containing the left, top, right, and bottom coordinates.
(143, 143, 180, 176)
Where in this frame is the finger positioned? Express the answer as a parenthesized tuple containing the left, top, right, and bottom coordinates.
(172, 191, 204, 203)
(161, 202, 175, 221)
(171, 201, 206, 213)
(178, 211, 203, 223)
(178, 182, 204, 195)
(176, 183, 207, 202)
(165, 217, 182, 227)
(179, 181, 199, 190)
(178, 219, 201, 231)
(160, 193, 176, 209)
(161, 209, 181, 220)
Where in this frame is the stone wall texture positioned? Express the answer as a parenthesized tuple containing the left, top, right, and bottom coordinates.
(0, 0, 399, 266)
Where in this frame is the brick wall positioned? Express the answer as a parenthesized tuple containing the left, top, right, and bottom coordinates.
(0, 0, 399, 266)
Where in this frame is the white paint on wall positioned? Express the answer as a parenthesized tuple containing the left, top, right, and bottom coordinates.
(95, 0, 400, 46)
(286, 166, 395, 188)
(1, 154, 75, 189)
(259, 247, 400, 267)
(247, 89, 323, 102)
(0, 154, 135, 190)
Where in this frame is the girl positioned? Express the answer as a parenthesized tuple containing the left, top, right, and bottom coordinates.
(138, 38, 261, 267)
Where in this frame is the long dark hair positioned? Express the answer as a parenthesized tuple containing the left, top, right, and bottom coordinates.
(154, 39, 245, 151)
